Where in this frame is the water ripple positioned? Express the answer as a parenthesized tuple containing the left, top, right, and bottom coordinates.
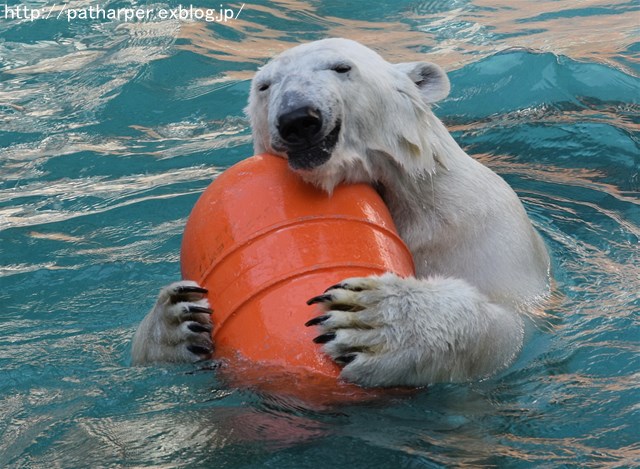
(1, 1, 638, 467)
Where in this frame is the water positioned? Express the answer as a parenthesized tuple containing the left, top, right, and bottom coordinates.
(1, 0, 638, 467)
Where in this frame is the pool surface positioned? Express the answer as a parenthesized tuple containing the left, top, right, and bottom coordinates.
(1, 1, 638, 467)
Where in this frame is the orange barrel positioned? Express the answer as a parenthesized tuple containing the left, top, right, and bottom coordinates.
(180, 153, 414, 392)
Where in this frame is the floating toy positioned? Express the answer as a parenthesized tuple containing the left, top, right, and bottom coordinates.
(180, 154, 414, 399)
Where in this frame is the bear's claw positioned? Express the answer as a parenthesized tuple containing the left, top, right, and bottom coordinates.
(306, 294, 333, 305)
(306, 292, 366, 312)
(187, 322, 212, 334)
(168, 284, 208, 303)
(187, 344, 213, 356)
(324, 282, 366, 293)
(335, 354, 357, 365)
(182, 304, 213, 317)
(304, 314, 330, 327)
(313, 332, 336, 344)
(175, 285, 208, 294)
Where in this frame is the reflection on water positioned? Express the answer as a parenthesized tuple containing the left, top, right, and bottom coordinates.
(1, 0, 638, 467)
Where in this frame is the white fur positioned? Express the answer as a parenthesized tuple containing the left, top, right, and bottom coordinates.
(132, 39, 551, 387)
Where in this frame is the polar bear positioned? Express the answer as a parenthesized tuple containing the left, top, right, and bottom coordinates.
(132, 38, 551, 387)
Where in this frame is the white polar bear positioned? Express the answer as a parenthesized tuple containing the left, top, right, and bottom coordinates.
(132, 38, 551, 387)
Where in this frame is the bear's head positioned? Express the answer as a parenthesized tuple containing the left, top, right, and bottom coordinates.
(246, 38, 451, 192)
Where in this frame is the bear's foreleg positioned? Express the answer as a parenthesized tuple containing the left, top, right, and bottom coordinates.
(306, 273, 524, 387)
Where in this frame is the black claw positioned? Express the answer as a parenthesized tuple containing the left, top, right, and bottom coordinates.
(176, 285, 208, 295)
(187, 305, 213, 315)
(172, 285, 209, 303)
(188, 323, 212, 333)
(313, 332, 336, 344)
(307, 294, 333, 305)
(332, 303, 365, 312)
(324, 283, 364, 293)
(335, 354, 357, 365)
(187, 344, 212, 356)
(324, 283, 345, 293)
(305, 315, 330, 327)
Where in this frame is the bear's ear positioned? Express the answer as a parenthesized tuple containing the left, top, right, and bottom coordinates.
(394, 61, 450, 103)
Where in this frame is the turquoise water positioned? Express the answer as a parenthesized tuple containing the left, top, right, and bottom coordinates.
(1, 0, 639, 467)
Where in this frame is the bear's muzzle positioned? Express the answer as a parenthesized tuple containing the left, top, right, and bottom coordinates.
(275, 104, 341, 170)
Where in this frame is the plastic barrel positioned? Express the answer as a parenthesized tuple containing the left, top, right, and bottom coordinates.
(180, 154, 415, 397)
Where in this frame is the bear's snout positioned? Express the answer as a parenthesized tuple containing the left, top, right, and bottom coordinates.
(277, 106, 323, 146)
(274, 103, 340, 171)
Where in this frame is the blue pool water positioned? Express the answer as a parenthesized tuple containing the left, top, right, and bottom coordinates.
(1, 1, 638, 467)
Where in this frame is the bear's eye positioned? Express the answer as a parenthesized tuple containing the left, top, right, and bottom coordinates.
(257, 82, 270, 92)
(331, 64, 352, 74)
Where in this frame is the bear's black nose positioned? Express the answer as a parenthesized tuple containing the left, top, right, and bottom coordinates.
(277, 106, 323, 146)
